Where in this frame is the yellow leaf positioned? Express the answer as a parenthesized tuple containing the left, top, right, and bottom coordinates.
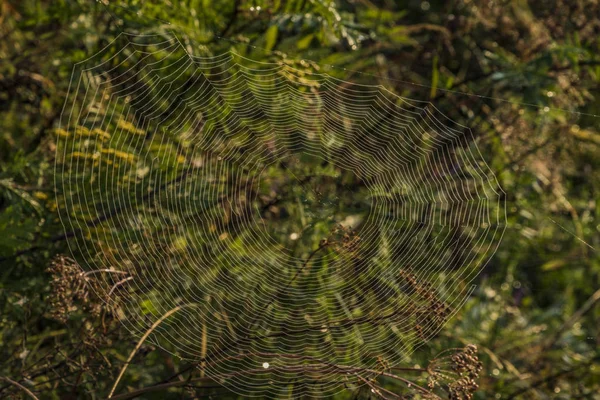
(541, 259, 566, 271)
(117, 119, 145, 135)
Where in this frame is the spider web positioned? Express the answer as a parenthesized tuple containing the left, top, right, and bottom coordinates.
(55, 32, 506, 397)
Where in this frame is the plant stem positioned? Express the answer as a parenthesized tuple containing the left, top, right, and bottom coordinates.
(0, 376, 40, 400)
(108, 304, 193, 398)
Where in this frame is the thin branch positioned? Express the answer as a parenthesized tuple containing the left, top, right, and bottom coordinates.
(159, 300, 433, 385)
(108, 361, 437, 400)
(505, 357, 599, 400)
(544, 287, 600, 351)
(107, 376, 215, 400)
(107, 276, 134, 297)
(244, 240, 329, 333)
(356, 375, 400, 400)
(83, 269, 129, 277)
(108, 304, 192, 398)
(219, 0, 241, 37)
(0, 376, 40, 400)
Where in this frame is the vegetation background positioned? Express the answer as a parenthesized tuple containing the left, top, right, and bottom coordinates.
(1, 0, 599, 399)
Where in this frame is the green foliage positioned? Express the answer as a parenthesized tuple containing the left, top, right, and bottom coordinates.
(1, 0, 599, 399)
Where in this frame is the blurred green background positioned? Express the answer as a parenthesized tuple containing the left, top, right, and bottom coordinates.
(1, 0, 599, 399)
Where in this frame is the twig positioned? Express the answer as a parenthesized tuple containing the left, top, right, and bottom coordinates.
(0, 376, 40, 400)
(162, 242, 332, 385)
(505, 357, 599, 400)
(544, 287, 600, 351)
(107, 376, 214, 400)
(158, 301, 423, 385)
(83, 269, 129, 276)
(219, 0, 241, 37)
(107, 276, 134, 297)
(244, 240, 329, 333)
(108, 304, 192, 398)
(356, 375, 400, 399)
(109, 360, 438, 400)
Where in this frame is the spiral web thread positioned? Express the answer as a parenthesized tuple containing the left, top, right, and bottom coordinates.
(55, 32, 506, 397)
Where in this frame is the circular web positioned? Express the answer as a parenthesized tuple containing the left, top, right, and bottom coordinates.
(55, 32, 506, 397)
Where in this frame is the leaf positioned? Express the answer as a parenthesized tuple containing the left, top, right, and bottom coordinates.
(541, 259, 566, 271)
(570, 127, 600, 145)
(297, 34, 314, 50)
(387, 26, 419, 46)
(265, 25, 278, 52)
(141, 299, 158, 315)
(0, 179, 42, 215)
(430, 55, 439, 99)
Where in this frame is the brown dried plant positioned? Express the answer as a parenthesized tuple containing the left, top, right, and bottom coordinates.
(47, 256, 101, 322)
(427, 345, 483, 400)
(327, 223, 361, 254)
(47, 255, 129, 323)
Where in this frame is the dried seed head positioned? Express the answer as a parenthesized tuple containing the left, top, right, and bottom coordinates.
(47, 256, 107, 322)
(327, 224, 361, 253)
(427, 345, 483, 399)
